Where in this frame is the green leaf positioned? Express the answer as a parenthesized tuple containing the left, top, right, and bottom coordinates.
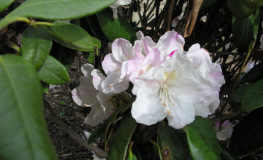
(107, 115, 137, 160)
(218, 141, 239, 160)
(96, 9, 136, 42)
(0, 0, 15, 12)
(229, 107, 263, 156)
(240, 62, 263, 84)
(0, 16, 30, 31)
(232, 16, 253, 53)
(183, 117, 220, 160)
(38, 55, 70, 84)
(228, 0, 263, 20)
(6, 0, 118, 20)
(48, 22, 101, 52)
(229, 84, 253, 108)
(88, 104, 132, 144)
(88, 52, 95, 64)
(241, 79, 263, 111)
(157, 121, 191, 160)
(22, 25, 52, 70)
(86, 15, 107, 40)
(127, 142, 138, 160)
(200, 0, 216, 11)
(0, 54, 58, 160)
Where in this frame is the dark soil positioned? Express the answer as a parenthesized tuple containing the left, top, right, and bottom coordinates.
(44, 54, 97, 160)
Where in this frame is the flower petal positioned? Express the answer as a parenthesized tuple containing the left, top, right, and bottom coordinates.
(156, 31, 184, 59)
(131, 81, 166, 125)
(102, 53, 122, 75)
(81, 63, 94, 81)
(112, 38, 134, 63)
(166, 95, 195, 129)
(78, 77, 98, 105)
(91, 69, 106, 91)
(142, 36, 156, 55)
(101, 71, 129, 94)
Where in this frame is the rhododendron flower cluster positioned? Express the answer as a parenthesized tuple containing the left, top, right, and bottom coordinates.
(72, 31, 224, 129)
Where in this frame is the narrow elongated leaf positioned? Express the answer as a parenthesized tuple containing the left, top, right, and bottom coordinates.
(107, 115, 137, 160)
(232, 16, 253, 53)
(38, 55, 70, 84)
(0, 16, 30, 31)
(96, 9, 136, 42)
(48, 22, 101, 52)
(6, 0, 117, 20)
(229, 107, 263, 156)
(127, 142, 138, 160)
(88, 104, 131, 144)
(250, 9, 260, 39)
(157, 121, 191, 160)
(228, 0, 263, 19)
(183, 117, 220, 160)
(0, 0, 15, 12)
(22, 25, 52, 69)
(0, 55, 58, 160)
(240, 62, 263, 84)
(229, 84, 253, 108)
(241, 79, 263, 111)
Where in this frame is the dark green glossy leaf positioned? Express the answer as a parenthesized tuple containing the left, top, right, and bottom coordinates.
(232, 16, 253, 53)
(127, 142, 138, 160)
(229, 84, 253, 108)
(48, 22, 101, 52)
(0, 16, 30, 31)
(229, 107, 263, 156)
(228, 0, 263, 19)
(6, 0, 118, 20)
(157, 121, 191, 160)
(107, 115, 137, 160)
(86, 15, 107, 40)
(241, 79, 263, 111)
(22, 25, 52, 70)
(132, 143, 148, 160)
(218, 141, 239, 160)
(88, 104, 132, 144)
(96, 9, 136, 42)
(38, 55, 70, 84)
(0, 0, 15, 12)
(250, 9, 260, 39)
(240, 62, 263, 84)
(200, 0, 216, 11)
(0, 54, 58, 160)
(183, 117, 220, 160)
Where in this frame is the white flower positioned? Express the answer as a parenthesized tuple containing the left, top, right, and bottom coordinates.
(110, 0, 131, 19)
(214, 120, 234, 140)
(131, 31, 224, 129)
(71, 64, 115, 126)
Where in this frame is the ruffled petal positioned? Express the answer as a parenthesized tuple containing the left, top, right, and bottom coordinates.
(112, 38, 134, 63)
(131, 81, 166, 125)
(140, 48, 163, 74)
(142, 36, 156, 55)
(156, 31, 184, 59)
(78, 77, 98, 105)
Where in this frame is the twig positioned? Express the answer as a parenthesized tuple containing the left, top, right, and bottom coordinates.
(58, 152, 91, 157)
(44, 97, 107, 158)
(151, 10, 166, 39)
(211, 110, 244, 123)
(167, 0, 177, 31)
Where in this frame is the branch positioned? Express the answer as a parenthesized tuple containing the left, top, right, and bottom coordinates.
(166, 0, 176, 31)
(44, 97, 107, 158)
(211, 110, 245, 123)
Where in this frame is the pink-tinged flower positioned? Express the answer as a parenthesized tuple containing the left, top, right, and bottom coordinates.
(71, 64, 115, 126)
(132, 37, 224, 129)
(110, 0, 131, 19)
(214, 120, 234, 140)
(172, 17, 180, 28)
